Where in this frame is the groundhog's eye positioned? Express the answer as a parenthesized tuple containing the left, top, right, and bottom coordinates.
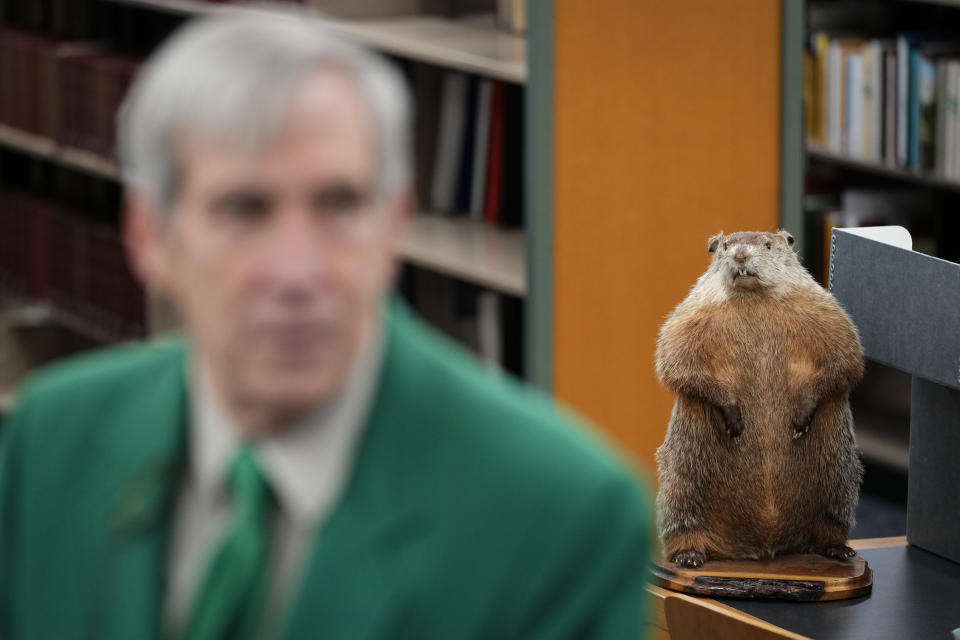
(765, 241, 772, 249)
(723, 242, 728, 250)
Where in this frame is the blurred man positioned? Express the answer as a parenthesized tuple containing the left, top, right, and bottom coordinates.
(0, 11, 651, 640)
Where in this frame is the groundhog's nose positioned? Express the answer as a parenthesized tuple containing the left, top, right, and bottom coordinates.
(733, 248, 750, 263)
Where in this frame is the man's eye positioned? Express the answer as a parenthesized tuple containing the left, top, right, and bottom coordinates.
(313, 186, 365, 215)
(214, 194, 270, 223)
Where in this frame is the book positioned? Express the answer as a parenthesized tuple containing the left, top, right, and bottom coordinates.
(483, 82, 506, 224)
(916, 52, 936, 170)
(935, 59, 950, 174)
(883, 48, 897, 166)
(469, 79, 492, 219)
(827, 39, 844, 151)
(863, 41, 883, 161)
(847, 52, 863, 156)
(411, 64, 441, 210)
(477, 290, 501, 369)
(897, 35, 913, 167)
(908, 48, 921, 169)
(430, 72, 468, 213)
(454, 75, 479, 214)
(812, 32, 830, 145)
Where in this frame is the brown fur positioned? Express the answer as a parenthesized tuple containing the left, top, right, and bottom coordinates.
(655, 230, 864, 567)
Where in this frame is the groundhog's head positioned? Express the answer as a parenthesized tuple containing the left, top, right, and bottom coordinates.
(707, 229, 798, 293)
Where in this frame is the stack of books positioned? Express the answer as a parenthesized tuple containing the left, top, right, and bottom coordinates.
(806, 32, 960, 178)
(421, 70, 524, 228)
(0, 187, 146, 339)
(0, 28, 141, 158)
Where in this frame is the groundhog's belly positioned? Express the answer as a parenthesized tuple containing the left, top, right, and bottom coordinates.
(706, 394, 850, 554)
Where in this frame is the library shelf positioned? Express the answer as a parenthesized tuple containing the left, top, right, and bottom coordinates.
(0, 124, 121, 181)
(0, 124, 524, 294)
(102, 0, 527, 83)
(400, 214, 526, 296)
(806, 141, 960, 194)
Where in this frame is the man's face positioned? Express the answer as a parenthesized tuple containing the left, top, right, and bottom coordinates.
(134, 70, 406, 428)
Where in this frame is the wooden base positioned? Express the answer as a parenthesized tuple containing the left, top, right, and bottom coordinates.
(651, 553, 873, 601)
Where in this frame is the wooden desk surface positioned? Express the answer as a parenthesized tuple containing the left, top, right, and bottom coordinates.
(647, 537, 960, 639)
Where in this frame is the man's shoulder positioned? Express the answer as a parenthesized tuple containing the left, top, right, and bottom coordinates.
(13, 336, 186, 418)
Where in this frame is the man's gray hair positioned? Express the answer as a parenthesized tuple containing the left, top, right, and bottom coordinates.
(117, 10, 413, 213)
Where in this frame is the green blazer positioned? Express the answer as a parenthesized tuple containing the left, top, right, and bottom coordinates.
(0, 304, 652, 639)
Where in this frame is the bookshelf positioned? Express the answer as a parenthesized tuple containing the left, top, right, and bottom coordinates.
(0, 124, 526, 297)
(793, 0, 960, 474)
(0, 0, 538, 412)
(807, 141, 960, 194)
(400, 215, 525, 296)
(101, 0, 527, 83)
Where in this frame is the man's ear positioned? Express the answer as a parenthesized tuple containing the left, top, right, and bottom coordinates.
(778, 229, 795, 247)
(123, 189, 171, 293)
(708, 231, 724, 253)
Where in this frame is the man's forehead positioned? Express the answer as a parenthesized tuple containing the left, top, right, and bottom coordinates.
(175, 71, 374, 171)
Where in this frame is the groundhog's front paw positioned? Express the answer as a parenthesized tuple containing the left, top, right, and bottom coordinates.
(792, 402, 817, 439)
(814, 544, 856, 560)
(671, 549, 706, 568)
(720, 404, 744, 438)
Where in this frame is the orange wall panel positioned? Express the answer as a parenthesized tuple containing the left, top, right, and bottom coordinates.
(553, 0, 781, 471)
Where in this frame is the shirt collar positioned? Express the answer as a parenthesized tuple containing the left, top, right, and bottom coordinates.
(188, 314, 385, 527)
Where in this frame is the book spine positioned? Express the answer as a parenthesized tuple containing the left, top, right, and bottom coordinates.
(884, 49, 898, 166)
(897, 36, 910, 166)
(847, 53, 863, 157)
(908, 49, 920, 169)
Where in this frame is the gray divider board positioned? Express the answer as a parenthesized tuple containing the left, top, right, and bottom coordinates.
(908, 378, 960, 563)
(829, 228, 960, 391)
(829, 228, 960, 563)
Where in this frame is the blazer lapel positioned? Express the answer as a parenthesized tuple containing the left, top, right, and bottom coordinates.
(279, 305, 432, 640)
(85, 340, 189, 640)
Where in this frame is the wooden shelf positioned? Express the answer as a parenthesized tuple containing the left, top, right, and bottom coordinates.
(0, 126, 526, 294)
(806, 141, 960, 193)
(103, 1, 527, 83)
(3, 302, 121, 345)
(0, 124, 121, 180)
(400, 214, 526, 296)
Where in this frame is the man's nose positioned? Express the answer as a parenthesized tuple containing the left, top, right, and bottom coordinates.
(264, 212, 327, 287)
(734, 247, 750, 263)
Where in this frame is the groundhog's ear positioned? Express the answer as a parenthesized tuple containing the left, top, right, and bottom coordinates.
(778, 229, 795, 247)
(708, 232, 723, 253)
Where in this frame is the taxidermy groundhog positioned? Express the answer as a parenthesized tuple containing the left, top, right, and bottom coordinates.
(655, 230, 864, 569)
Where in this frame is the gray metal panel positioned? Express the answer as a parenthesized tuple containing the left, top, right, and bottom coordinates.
(907, 377, 960, 563)
(780, 0, 805, 249)
(829, 229, 960, 391)
(524, 0, 554, 391)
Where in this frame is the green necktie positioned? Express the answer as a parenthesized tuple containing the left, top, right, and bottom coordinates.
(182, 447, 270, 640)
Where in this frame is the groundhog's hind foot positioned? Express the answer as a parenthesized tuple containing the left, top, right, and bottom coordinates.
(814, 544, 856, 560)
(671, 549, 706, 568)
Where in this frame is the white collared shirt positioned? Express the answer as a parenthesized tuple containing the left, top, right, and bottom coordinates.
(165, 320, 384, 637)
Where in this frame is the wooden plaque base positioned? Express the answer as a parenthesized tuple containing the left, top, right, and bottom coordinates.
(651, 553, 873, 601)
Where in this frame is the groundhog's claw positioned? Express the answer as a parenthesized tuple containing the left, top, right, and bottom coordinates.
(720, 405, 744, 438)
(814, 544, 856, 560)
(671, 549, 706, 568)
(792, 402, 816, 436)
